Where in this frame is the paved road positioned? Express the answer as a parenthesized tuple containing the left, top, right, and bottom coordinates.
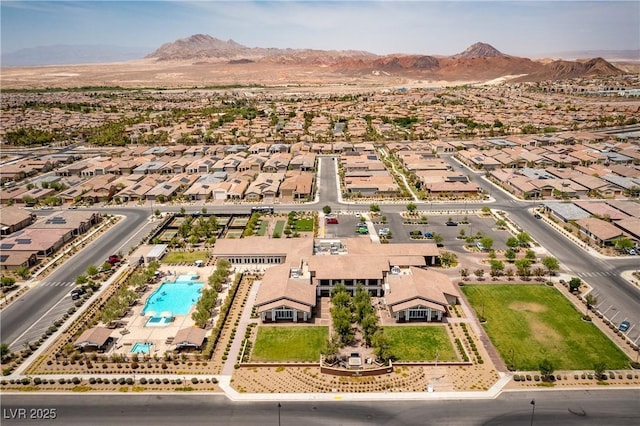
(3, 152, 638, 357)
(2, 389, 639, 425)
(1, 208, 152, 351)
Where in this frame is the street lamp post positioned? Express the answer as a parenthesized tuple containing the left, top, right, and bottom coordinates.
(277, 402, 282, 426)
(530, 399, 536, 426)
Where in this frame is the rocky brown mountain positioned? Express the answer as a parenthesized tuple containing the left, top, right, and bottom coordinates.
(145, 34, 624, 82)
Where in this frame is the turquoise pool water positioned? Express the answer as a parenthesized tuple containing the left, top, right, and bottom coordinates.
(142, 280, 203, 316)
(131, 342, 152, 354)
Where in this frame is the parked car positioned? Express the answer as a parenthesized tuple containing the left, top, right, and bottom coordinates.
(355, 222, 367, 228)
(326, 217, 339, 224)
(107, 254, 121, 265)
(423, 231, 433, 238)
(445, 221, 458, 226)
(378, 228, 389, 237)
(356, 227, 368, 235)
(70, 287, 86, 300)
(534, 213, 542, 219)
(619, 320, 630, 332)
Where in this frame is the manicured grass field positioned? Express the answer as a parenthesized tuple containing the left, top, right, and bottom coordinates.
(462, 285, 630, 370)
(273, 220, 285, 237)
(161, 251, 209, 264)
(292, 218, 314, 232)
(384, 326, 457, 362)
(255, 220, 268, 236)
(251, 326, 328, 362)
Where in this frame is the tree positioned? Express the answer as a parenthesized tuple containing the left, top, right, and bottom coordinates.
(440, 251, 457, 267)
(517, 232, 532, 248)
(322, 336, 342, 363)
(541, 256, 560, 277)
(406, 202, 417, 214)
(613, 237, 634, 253)
(154, 209, 161, 217)
(504, 249, 516, 263)
(322, 205, 332, 215)
(489, 260, 504, 279)
(371, 329, 395, 363)
(479, 237, 494, 251)
(539, 358, 554, 380)
(460, 268, 469, 281)
(593, 361, 606, 380)
(432, 232, 444, 246)
(505, 268, 515, 280)
(481, 206, 491, 215)
(86, 265, 99, 277)
(474, 269, 485, 281)
(1, 276, 17, 288)
(369, 204, 380, 213)
(458, 228, 466, 239)
(0, 343, 10, 359)
(506, 237, 519, 250)
(569, 277, 582, 293)
(532, 267, 545, 281)
(584, 293, 598, 317)
(525, 250, 537, 261)
(15, 265, 30, 279)
(514, 259, 532, 278)
(75, 275, 88, 285)
(495, 219, 507, 229)
(179, 207, 186, 215)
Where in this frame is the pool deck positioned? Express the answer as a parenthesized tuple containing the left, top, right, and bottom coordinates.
(106, 264, 229, 357)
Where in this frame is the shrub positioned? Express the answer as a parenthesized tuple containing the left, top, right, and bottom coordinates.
(139, 378, 147, 385)
(89, 378, 96, 384)
(191, 377, 199, 384)
(34, 377, 42, 385)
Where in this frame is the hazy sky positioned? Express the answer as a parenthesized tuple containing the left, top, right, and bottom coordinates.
(2, 1, 639, 56)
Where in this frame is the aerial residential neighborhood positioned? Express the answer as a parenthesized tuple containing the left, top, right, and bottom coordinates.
(1, 1, 640, 422)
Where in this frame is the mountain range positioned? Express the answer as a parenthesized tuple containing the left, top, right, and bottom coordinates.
(145, 35, 625, 82)
(1, 35, 632, 85)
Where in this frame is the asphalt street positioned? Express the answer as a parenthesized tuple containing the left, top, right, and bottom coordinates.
(2, 389, 639, 425)
(1, 208, 152, 350)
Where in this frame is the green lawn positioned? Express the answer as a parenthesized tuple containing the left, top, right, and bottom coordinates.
(251, 326, 327, 362)
(462, 285, 630, 370)
(273, 220, 285, 237)
(161, 251, 209, 264)
(384, 326, 457, 362)
(292, 218, 314, 232)
(255, 220, 268, 236)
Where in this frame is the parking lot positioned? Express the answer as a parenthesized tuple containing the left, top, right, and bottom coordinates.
(323, 210, 512, 253)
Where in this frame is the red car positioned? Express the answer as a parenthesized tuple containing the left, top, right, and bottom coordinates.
(326, 217, 339, 224)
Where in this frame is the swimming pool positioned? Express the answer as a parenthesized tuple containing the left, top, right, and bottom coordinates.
(145, 316, 173, 327)
(131, 342, 152, 354)
(142, 281, 203, 316)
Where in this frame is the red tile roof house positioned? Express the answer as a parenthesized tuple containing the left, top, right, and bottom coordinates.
(0, 227, 69, 258)
(0, 206, 35, 236)
(385, 267, 459, 322)
(576, 217, 626, 247)
(254, 264, 317, 322)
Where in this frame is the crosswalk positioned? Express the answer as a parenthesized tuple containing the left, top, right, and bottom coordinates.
(39, 281, 75, 287)
(575, 271, 616, 278)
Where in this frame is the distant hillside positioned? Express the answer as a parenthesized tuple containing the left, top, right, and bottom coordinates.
(1, 44, 150, 67)
(145, 35, 625, 82)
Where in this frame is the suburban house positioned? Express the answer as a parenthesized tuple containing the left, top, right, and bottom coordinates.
(254, 264, 316, 322)
(0, 206, 35, 236)
(385, 267, 459, 322)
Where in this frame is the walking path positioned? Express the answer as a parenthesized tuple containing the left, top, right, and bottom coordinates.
(221, 279, 260, 375)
